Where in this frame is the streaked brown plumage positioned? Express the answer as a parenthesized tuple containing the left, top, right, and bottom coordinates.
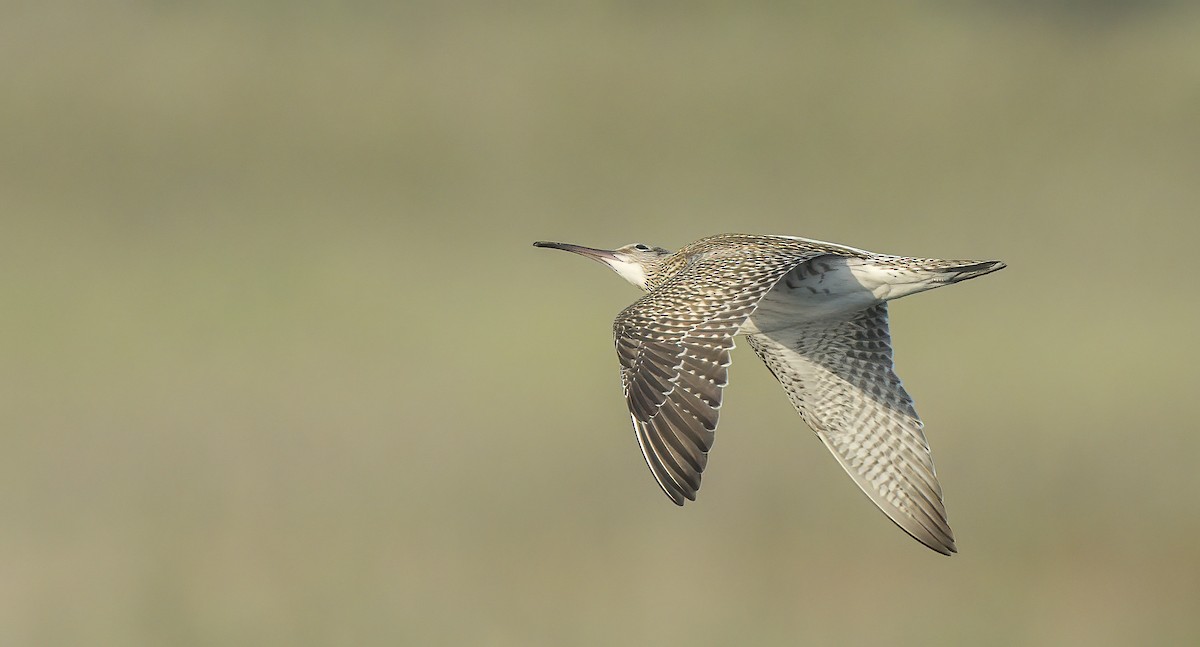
(533, 234, 1004, 555)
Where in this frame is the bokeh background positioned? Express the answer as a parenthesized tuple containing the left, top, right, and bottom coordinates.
(3, 1, 1199, 644)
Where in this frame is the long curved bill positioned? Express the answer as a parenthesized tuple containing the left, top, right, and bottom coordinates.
(533, 241, 619, 264)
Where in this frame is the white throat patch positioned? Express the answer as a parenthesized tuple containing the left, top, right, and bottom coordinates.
(606, 258, 648, 290)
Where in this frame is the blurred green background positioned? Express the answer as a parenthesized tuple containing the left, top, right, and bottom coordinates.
(3, 1, 1199, 645)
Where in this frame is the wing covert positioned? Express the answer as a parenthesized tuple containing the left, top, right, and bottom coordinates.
(614, 248, 824, 503)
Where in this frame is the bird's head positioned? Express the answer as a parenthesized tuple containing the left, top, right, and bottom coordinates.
(533, 241, 672, 291)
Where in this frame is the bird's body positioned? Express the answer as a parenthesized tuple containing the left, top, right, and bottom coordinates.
(533, 234, 1004, 555)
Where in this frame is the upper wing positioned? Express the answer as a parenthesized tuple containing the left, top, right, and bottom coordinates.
(614, 248, 824, 504)
(745, 304, 956, 555)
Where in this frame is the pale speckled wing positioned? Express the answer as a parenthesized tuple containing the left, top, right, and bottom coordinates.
(745, 304, 956, 555)
(614, 247, 826, 504)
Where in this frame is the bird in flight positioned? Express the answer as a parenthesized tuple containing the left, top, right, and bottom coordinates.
(533, 234, 1004, 555)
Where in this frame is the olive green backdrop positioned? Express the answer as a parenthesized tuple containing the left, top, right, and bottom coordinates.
(3, 2, 1198, 645)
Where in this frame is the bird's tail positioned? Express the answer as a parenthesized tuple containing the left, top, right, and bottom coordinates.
(934, 259, 1007, 283)
(847, 257, 1006, 301)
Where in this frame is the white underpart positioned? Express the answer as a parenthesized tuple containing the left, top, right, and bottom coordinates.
(604, 256, 649, 290)
(741, 256, 951, 335)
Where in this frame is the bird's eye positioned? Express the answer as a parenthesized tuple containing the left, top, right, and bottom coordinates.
(634, 244, 650, 251)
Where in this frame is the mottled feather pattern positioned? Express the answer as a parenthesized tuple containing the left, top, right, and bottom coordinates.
(614, 243, 832, 501)
(535, 232, 1004, 554)
(746, 304, 955, 554)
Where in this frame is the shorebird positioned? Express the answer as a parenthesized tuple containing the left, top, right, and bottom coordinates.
(533, 234, 1004, 555)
